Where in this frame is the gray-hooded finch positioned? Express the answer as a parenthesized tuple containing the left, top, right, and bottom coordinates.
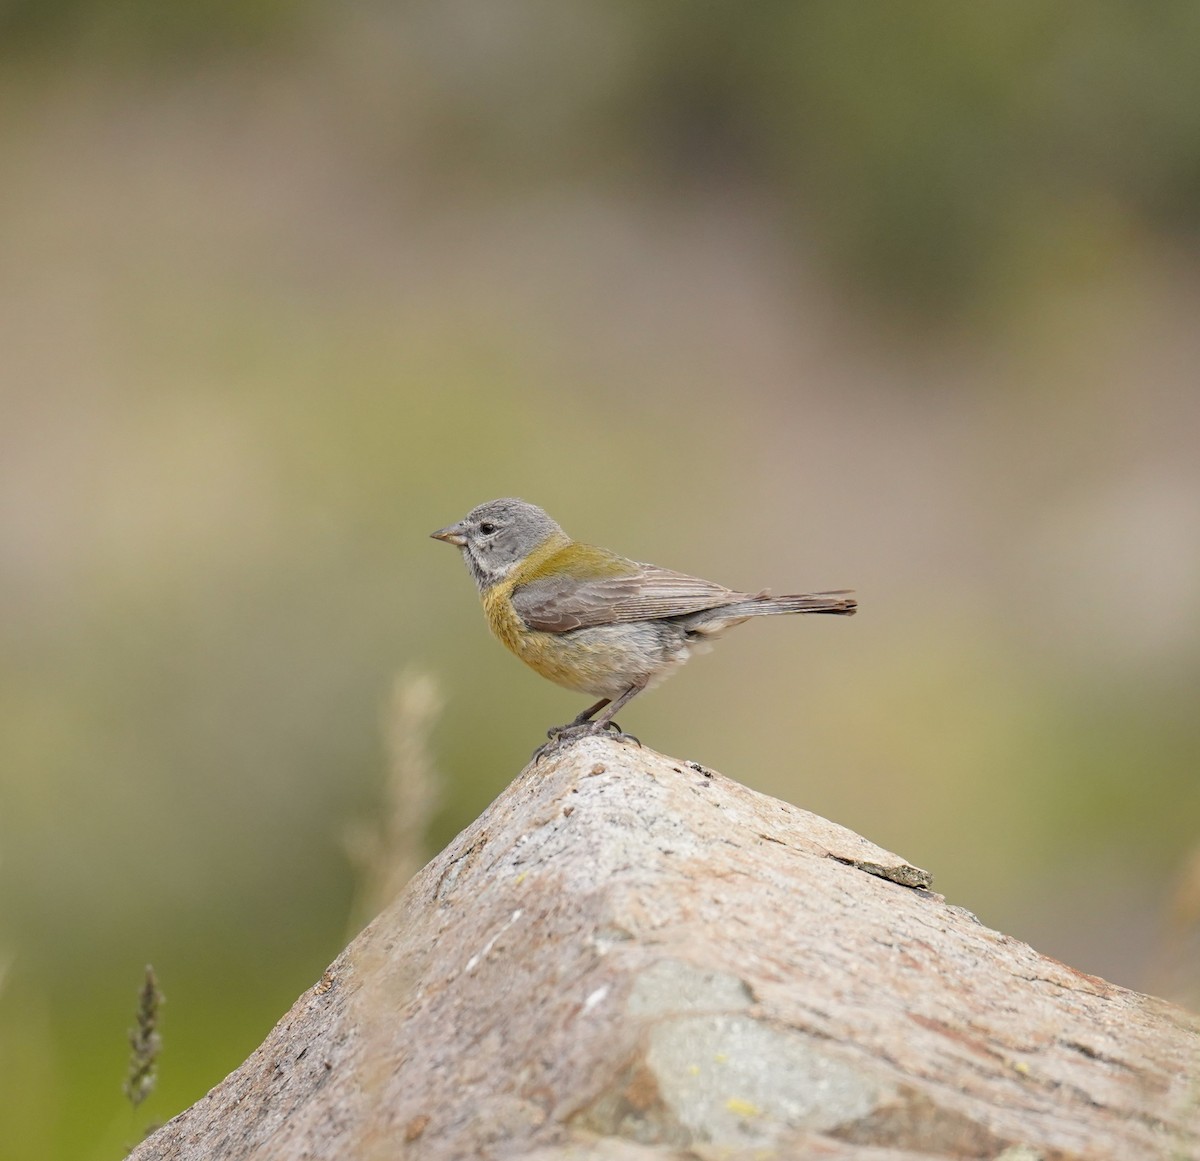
(432, 498, 856, 745)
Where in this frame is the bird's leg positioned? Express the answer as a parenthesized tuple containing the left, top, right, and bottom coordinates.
(543, 698, 610, 743)
(591, 684, 642, 728)
(573, 698, 610, 725)
(533, 687, 644, 761)
(587, 683, 644, 745)
(564, 698, 610, 730)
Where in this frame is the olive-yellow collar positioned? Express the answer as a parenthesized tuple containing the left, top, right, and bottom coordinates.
(478, 529, 572, 595)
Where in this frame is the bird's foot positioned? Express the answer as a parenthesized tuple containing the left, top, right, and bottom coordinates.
(532, 719, 641, 762)
(532, 722, 590, 762)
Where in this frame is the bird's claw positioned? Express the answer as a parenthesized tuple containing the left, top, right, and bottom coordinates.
(544, 718, 624, 741)
(532, 719, 641, 762)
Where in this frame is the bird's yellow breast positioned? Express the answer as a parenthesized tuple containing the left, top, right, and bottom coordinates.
(480, 532, 565, 661)
(479, 533, 634, 695)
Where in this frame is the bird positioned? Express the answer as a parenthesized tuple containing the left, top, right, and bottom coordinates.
(431, 498, 856, 750)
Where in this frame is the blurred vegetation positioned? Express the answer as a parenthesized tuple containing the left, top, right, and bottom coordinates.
(0, 3, 1198, 1159)
(5, 0, 1200, 315)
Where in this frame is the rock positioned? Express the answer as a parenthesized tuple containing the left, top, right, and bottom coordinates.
(130, 738, 1200, 1160)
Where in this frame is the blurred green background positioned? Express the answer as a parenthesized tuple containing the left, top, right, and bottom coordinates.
(2, 2, 1199, 1156)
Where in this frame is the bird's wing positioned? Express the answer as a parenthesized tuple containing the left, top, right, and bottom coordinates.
(512, 554, 747, 633)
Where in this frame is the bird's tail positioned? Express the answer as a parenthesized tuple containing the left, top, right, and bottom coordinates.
(682, 590, 856, 635)
(741, 590, 857, 616)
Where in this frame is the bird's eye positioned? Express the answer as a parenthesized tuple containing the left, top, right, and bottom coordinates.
(479, 521, 497, 535)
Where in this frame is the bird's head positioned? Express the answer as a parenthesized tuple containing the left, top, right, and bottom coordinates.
(431, 498, 566, 590)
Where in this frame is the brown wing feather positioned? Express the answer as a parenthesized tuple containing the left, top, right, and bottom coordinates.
(512, 562, 748, 633)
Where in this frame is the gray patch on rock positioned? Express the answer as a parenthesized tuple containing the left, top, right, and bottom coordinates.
(627, 961, 754, 1017)
(645, 1015, 887, 1145)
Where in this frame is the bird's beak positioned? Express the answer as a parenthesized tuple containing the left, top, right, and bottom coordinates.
(430, 522, 467, 546)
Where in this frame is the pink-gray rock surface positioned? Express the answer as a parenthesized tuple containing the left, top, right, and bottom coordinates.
(130, 738, 1200, 1160)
